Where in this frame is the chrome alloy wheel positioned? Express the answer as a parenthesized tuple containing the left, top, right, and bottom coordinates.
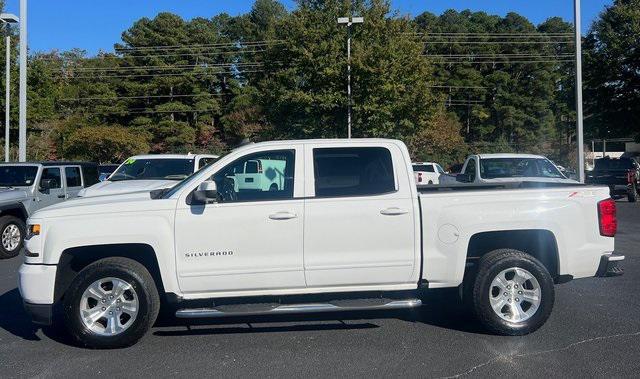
(79, 277, 139, 336)
(489, 267, 541, 323)
(1, 224, 21, 252)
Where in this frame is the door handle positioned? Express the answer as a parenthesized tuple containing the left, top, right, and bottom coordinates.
(269, 211, 297, 220)
(380, 207, 409, 216)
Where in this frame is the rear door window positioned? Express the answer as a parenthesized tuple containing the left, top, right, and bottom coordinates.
(313, 147, 395, 197)
(65, 167, 82, 187)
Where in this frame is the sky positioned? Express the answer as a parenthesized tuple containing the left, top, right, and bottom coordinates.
(3, 0, 612, 55)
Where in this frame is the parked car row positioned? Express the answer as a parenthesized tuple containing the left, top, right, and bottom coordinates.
(412, 154, 576, 187)
(412, 154, 640, 203)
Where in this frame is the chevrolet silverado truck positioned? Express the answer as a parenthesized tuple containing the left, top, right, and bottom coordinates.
(19, 139, 623, 348)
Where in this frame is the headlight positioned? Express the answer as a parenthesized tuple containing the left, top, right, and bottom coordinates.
(26, 224, 40, 239)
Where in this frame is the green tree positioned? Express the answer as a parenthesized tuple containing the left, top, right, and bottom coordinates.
(63, 125, 149, 163)
(584, 0, 640, 141)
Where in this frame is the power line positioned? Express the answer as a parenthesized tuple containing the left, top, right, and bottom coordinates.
(65, 68, 268, 80)
(115, 40, 286, 52)
(431, 59, 574, 64)
(409, 32, 573, 36)
(427, 85, 489, 89)
(423, 53, 574, 58)
(60, 93, 228, 102)
(61, 62, 265, 72)
(35, 48, 272, 61)
(79, 107, 221, 115)
(423, 41, 574, 44)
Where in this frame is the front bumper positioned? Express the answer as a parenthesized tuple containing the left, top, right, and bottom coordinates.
(23, 302, 53, 325)
(595, 252, 625, 277)
(18, 263, 57, 325)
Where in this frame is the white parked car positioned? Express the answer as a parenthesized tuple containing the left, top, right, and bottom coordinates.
(441, 154, 578, 185)
(20, 139, 622, 348)
(78, 154, 219, 197)
(412, 162, 445, 185)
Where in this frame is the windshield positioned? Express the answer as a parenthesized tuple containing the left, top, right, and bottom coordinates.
(594, 158, 634, 170)
(480, 158, 565, 179)
(110, 158, 195, 182)
(0, 165, 38, 187)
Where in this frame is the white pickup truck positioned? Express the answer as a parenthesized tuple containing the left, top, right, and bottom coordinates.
(78, 154, 219, 197)
(19, 139, 623, 348)
(441, 154, 578, 185)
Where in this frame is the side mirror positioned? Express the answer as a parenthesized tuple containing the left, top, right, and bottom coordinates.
(193, 181, 218, 203)
(39, 179, 53, 194)
(456, 173, 472, 183)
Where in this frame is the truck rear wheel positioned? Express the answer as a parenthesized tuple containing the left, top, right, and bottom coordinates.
(469, 249, 554, 335)
(0, 215, 25, 259)
(63, 257, 160, 349)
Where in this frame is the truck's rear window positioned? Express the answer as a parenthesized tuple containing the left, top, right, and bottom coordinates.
(313, 147, 395, 197)
(413, 165, 434, 173)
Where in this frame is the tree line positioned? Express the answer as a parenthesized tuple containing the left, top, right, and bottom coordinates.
(0, 0, 637, 168)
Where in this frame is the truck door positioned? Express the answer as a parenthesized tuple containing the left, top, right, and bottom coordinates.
(35, 167, 65, 211)
(174, 147, 306, 294)
(303, 144, 417, 287)
(64, 166, 83, 198)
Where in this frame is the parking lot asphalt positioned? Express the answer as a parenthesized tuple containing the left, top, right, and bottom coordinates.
(0, 201, 638, 378)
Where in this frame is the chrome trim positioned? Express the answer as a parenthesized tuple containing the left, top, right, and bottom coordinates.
(175, 299, 422, 319)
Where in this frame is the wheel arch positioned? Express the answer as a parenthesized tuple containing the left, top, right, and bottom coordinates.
(466, 229, 560, 279)
(54, 243, 165, 303)
(0, 203, 29, 221)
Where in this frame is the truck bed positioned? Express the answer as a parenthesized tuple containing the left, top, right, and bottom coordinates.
(416, 183, 612, 288)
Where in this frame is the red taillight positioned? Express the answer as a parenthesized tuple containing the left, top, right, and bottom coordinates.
(418, 172, 423, 182)
(598, 198, 617, 237)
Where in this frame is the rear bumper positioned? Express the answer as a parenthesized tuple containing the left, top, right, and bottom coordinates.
(595, 252, 625, 277)
(23, 302, 53, 325)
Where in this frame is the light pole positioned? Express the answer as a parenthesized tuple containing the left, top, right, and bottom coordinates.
(574, 0, 585, 183)
(338, 16, 363, 139)
(1, 13, 18, 163)
(18, 0, 27, 162)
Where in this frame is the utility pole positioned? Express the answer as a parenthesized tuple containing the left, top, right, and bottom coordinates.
(0, 13, 18, 162)
(18, 0, 27, 162)
(574, 0, 585, 183)
(338, 16, 363, 139)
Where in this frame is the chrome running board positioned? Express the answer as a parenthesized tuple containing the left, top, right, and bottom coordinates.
(175, 299, 422, 319)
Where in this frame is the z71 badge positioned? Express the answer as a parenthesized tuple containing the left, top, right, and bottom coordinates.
(184, 251, 234, 259)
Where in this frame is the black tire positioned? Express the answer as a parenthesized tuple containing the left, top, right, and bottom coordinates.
(628, 183, 637, 202)
(468, 249, 555, 335)
(0, 215, 26, 259)
(269, 183, 278, 191)
(63, 257, 160, 349)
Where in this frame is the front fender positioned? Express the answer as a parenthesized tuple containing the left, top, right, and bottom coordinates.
(41, 210, 179, 295)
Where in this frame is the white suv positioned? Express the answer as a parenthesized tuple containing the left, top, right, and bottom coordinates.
(78, 154, 219, 197)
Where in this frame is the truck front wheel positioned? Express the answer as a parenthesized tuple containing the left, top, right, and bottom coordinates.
(63, 257, 160, 349)
(470, 249, 555, 335)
